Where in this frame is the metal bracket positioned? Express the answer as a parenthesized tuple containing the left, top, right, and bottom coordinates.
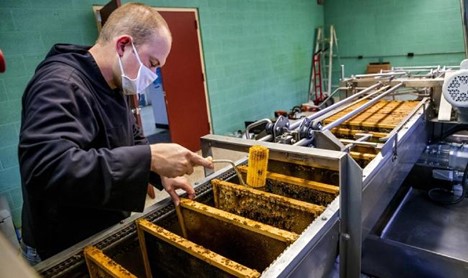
(272, 115, 290, 138)
(392, 133, 399, 162)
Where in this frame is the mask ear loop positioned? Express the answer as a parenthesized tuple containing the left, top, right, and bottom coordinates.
(117, 40, 142, 79)
(117, 53, 126, 77)
(131, 41, 158, 85)
(130, 41, 144, 65)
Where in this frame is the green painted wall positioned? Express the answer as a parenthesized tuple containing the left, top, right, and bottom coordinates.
(0, 0, 323, 228)
(324, 0, 466, 80)
(191, 0, 323, 135)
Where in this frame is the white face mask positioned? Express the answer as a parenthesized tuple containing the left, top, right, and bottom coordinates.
(118, 42, 158, 95)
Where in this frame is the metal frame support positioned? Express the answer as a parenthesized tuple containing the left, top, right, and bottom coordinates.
(340, 155, 363, 278)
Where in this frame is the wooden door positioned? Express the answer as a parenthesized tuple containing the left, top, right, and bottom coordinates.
(158, 10, 211, 152)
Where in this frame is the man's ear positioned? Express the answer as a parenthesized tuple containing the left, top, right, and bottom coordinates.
(115, 36, 132, 57)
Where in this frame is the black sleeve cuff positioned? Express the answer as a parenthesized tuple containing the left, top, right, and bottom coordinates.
(149, 171, 164, 190)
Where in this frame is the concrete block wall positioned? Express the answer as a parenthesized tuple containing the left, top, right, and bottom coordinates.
(0, 0, 323, 229)
(189, 0, 323, 134)
(324, 0, 466, 79)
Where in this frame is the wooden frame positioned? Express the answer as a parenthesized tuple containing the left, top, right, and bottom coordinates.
(83, 246, 136, 278)
(136, 219, 261, 278)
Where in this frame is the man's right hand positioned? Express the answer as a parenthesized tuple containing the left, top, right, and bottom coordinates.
(149, 143, 213, 178)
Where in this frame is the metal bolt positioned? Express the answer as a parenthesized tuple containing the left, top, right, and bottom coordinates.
(321, 216, 328, 221)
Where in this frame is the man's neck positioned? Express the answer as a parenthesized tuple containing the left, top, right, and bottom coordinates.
(89, 43, 117, 89)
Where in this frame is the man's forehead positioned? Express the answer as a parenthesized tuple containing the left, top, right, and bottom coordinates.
(145, 29, 171, 47)
(143, 33, 171, 65)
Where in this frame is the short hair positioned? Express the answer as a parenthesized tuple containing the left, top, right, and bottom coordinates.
(97, 3, 170, 46)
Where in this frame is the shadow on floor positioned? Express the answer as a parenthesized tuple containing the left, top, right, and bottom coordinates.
(146, 130, 171, 144)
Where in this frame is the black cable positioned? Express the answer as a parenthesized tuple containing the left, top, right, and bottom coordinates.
(428, 162, 468, 205)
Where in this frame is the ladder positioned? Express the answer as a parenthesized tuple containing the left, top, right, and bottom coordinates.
(312, 50, 323, 104)
(309, 25, 339, 104)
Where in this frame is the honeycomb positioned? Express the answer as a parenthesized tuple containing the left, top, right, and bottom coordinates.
(83, 152, 339, 277)
(324, 100, 420, 167)
(211, 179, 325, 233)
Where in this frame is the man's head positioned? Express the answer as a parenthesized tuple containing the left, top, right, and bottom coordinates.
(91, 3, 172, 90)
(98, 3, 171, 48)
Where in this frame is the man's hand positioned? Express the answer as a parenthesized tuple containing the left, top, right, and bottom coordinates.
(161, 176, 195, 206)
(150, 143, 213, 177)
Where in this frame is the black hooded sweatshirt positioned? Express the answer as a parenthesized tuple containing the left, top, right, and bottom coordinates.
(18, 44, 162, 259)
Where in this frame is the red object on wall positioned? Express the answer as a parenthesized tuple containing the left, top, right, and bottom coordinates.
(0, 49, 6, 73)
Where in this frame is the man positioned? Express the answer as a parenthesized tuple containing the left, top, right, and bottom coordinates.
(18, 3, 213, 263)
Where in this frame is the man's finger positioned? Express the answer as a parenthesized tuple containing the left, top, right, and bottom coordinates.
(190, 153, 214, 168)
(187, 192, 196, 200)
(182, 184, 195, 197)
(173, 179, 195, 199)
(167, 190, 180, 206)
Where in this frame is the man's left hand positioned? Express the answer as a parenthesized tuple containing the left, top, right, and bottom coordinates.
(161, 176, 195, 206)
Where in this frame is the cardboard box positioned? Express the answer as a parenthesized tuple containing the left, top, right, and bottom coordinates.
(367, 62, 391, 74)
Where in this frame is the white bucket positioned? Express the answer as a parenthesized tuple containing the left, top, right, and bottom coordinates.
(0, 195, 20, 251)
